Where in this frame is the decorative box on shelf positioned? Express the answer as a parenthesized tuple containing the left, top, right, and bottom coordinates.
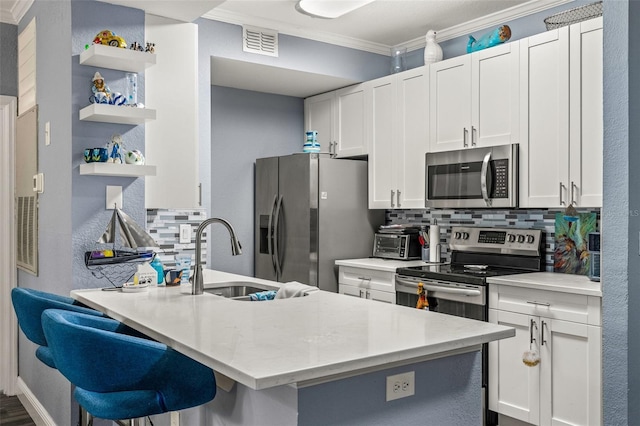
(79, 104, 156, 125)
(79, 44, 156, 72)
(79, 163, 156, 177)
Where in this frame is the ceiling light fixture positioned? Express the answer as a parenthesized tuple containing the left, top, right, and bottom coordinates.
(296, 0, 375, 19)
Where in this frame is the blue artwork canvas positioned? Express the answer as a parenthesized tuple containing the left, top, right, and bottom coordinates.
(554, 212, 597, 275)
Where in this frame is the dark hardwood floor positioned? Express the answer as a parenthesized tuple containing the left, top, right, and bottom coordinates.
(0, 394, 35, 426)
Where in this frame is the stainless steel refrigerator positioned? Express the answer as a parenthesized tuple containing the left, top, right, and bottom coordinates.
(255, 153, 384, 292)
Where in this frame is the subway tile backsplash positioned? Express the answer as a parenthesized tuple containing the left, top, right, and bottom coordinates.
(386, 208, 601, 272)
(147, 209, 207, 269)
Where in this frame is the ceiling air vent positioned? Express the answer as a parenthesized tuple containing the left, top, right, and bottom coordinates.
(243, 26, 278, 57)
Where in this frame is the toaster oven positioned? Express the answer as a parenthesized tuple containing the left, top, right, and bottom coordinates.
(373, 233, 421, 260)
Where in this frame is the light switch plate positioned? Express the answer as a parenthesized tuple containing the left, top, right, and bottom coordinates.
(106, 186, 122, 209)
(179, 224, 192, 243)
(44, 121, 50, 146)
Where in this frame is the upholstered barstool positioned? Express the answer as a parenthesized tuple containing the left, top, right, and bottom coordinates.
(42, 309, 217, 425)
(10, 287, 105, 368)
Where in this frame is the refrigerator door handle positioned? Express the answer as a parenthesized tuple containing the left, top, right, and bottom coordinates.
(268, 194, 278, 275)
(273, 194, 284, 278)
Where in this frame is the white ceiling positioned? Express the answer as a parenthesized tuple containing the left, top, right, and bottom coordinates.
(2, 0, 574, 97)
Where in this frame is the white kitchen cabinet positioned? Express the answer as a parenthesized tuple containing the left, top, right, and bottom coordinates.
(429, 42, 519, 152)
(489, 283, 602, 426)
(338, 265, 397, 304)
(144, 16, 199, 209)
(369, 66, 428, 209)
(304, 91, 335, 155)
(519, 18, 602, 208)
(303, 84, 367, 158)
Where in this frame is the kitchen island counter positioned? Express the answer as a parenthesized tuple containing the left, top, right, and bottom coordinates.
(72, 269, 514, 425)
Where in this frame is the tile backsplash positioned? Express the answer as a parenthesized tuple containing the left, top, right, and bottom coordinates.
(386, 208, 601, 272)
(147, 209, 207, 269)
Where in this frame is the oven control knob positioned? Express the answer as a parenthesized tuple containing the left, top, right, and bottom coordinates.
(462, 232, 469, 240)
(526, 235, 535, 244)
(455, 232, 462, 239)
(508, 234, 516, 243)
(517, 235, 525, 243)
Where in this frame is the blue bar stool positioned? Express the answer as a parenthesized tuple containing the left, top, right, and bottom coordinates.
(11, 287, 105, 368)
(42, 309, 217, 425)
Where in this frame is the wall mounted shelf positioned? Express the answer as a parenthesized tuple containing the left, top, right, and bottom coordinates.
(79, 104, 156, 124)
(79, 44, 156, 72)
(80, 163, 156, 177)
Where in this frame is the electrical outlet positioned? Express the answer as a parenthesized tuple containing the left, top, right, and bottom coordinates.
(385, 371, 415, 401)
(179, 224, 192, 243)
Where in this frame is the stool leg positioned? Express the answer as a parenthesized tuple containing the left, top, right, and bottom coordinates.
(78, 405, 92, 426)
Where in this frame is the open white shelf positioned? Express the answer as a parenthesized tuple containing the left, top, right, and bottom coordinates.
(80, 163, 156, 177)
(79, 104, 156, 125)
(79, 44, 156, 72)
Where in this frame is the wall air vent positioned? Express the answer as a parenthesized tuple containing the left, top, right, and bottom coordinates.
(243, 26, 278, 57)
(16, 195, 37, 275)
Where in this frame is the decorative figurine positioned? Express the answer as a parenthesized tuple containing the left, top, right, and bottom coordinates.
(130, 41, 142, 51)
(89, 72, 125, 105)
(423, 30, 443, 65)
(108, 134, 124, 164)
(466, 25, 512, 53)
(416, 282, 429, 310)
(124, 149, 145, 165)
(93, 30, 126, 48)
(145, 42, 155, 53)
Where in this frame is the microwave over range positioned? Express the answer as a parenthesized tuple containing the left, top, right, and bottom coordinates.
(425, 144, 518, 209)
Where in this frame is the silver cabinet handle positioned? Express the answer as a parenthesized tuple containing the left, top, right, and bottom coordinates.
(481, 152, 492, 207)
(268, 194, 278, 275)
(571, 181, 577, 205)
(471, 126, 477, 146)
(526, 300, 551, 307)
(390, 190, 395, 208)
(366, 290, 371, 299)
(530, 319, 537, 344)
(397, 189, 402, 208)
(198, 183, 202, 207)
(359, 289, 364, 298)
(357, 276, 372, 281)
(559, 182, 566, 205)
(273, 195, 284, 278)
(541, 320, 547, 346)
(463, 128, 469, 147)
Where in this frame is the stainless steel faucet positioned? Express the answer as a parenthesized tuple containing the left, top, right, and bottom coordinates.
(191, 217, 242, 295)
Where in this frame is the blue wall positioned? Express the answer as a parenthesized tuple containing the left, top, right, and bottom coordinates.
(0, 22, 18, 96)
(196, 18, 389, 274)
(210, 85, 303, 275)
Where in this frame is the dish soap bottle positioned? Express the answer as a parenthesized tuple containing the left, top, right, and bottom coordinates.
(150, 257, 164, 286)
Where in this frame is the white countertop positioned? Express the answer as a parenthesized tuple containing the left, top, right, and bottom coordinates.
(72, 270, 514, 391)
(335, 257, 431, 272)
(487, 272, 602, 297)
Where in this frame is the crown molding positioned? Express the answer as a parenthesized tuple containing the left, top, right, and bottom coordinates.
(202, 8, 392, 56)
(0, 0, 33, 25)
(205, 0, 575, 56)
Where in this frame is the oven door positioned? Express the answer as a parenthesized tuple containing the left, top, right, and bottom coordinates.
(395, 275, 486, 321)
(425, 144, 518, 209)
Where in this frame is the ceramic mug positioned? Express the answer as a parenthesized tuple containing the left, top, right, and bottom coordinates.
(165, 269, 182, 286)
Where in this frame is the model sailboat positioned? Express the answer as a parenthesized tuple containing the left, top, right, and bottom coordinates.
(85, 206, 158, 266)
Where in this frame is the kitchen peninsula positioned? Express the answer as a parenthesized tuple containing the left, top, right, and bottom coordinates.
(71, 270, 514, 425)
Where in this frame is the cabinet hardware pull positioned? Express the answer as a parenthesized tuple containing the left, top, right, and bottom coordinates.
(366, 291, 371, 299)
(526, 301, 551, 307)
(198, 183, 202, 207)
(390, 190, 395, 208)
(463, 128, 469, 147)
(357, 276, 371, 281)
(471, 126, 477, 146)
(571, 181, 577, 205)
(559, 182, 566, 205)
(359, 289, 364, 298)
(541, 320, 547, 346)
(397, 189, 402, 208)
(530, 319, 537, 344)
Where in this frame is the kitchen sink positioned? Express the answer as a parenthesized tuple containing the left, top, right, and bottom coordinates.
(204, 282, 277, 299)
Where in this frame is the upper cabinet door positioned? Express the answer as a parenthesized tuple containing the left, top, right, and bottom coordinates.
(429, 55, 471, 152)
(519, 27, 570, 208)
(368, 76, 396, 209)
(569, 17, 603, 208)
(335, 84, 368, 157)
(472, 42, 520, 148)
(304, 91, 336, 155)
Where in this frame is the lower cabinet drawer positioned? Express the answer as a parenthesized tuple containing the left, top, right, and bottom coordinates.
(489, 284, 601, 326)
(338, 266, 395, 293)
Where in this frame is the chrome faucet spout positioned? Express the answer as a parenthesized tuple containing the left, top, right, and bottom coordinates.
(192, 217, 242, 295)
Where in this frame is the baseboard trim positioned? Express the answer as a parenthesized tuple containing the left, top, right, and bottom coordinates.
(16, 376, 56, 426)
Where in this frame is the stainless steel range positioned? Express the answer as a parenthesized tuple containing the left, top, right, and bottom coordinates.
(395, 225, 545, 426)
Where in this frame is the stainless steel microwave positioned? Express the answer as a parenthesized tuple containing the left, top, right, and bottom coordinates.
(425, 144, 518, 208)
